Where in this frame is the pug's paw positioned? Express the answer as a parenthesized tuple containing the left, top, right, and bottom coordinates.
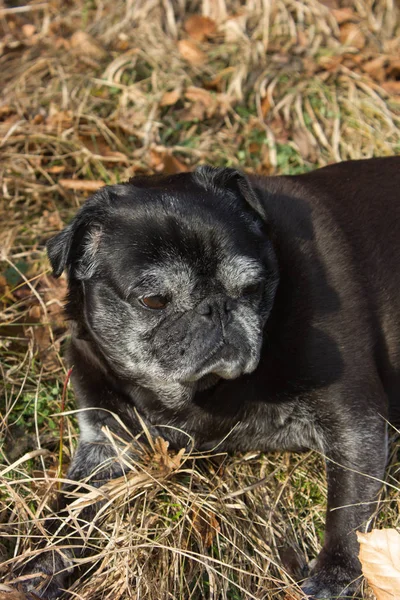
(300, 566, 362, 599)
(14, 550, 73, 599)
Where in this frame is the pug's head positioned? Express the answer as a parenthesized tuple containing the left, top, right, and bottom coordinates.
(48, 167, 279, 391)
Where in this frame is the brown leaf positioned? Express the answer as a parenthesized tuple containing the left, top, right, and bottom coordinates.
(21, 24, 36, 38)
(149, 150, 188, 175)
(331, 8, 358, 25)
(248, 142, 261, 154)
(358, 529, 400, 600)
(339, 23, 365, 50)
(70, 31, 108, 61)
(292, 128, 317, 161)
(161, 154, 188, 175)
(362, 56, 387, 82)
(79, 135, 128, 164)
(152, 437, 186, 472)
(178, 39, 206, 66)
(203, 67, 235, 91)
(184, 86, 217, 118)
(192, 508, 220, 547)
(59, 179, 104, 192)
(184, 15, 216, 42)
(185, 86, 214, 107)
(0, 105, 14, 119)
(160, 88, 181, 107)
(268, 116, 289, 144)
(260, 96, 271, 118)
(319, 0, 339, 8)
(47, 165, 66, 174)
(381, 81, 400, 95)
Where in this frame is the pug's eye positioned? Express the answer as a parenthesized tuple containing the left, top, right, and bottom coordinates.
(242, 282, 262, 297)
(139, 295, 169, 310)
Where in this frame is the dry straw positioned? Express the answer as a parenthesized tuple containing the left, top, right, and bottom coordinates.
(1, 1, 399, 598)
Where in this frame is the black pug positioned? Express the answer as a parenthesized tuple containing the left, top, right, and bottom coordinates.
(20, 157, 400, 599)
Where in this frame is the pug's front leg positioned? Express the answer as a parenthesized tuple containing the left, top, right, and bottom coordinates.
(16, 438, 127, 599)
(301, 413, 387, 599)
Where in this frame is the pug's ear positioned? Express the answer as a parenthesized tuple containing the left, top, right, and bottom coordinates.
(47, 222, 76, 278)
(46, 186, 113, 279)
(193, 166, 266, 220)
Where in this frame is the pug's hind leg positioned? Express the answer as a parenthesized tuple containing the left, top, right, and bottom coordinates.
(15, 438, 129, 599)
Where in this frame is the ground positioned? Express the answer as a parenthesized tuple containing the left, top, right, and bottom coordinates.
(0, 1, 399, 599)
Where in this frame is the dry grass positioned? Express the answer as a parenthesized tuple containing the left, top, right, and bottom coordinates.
(1, 0, 400, 598)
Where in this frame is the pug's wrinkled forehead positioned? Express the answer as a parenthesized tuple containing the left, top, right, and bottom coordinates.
(47, 167, 272, 288)
(100, 197, 267, 302)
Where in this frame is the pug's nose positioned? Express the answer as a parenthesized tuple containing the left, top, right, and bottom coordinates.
(196, 297, 237, 324)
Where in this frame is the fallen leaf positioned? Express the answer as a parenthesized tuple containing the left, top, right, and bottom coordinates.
(160, 88, 181, 107)
(268, 116, 290, 144)
(79, 135, 128, 164)
(178, 39, 206, 66)
(184, 86, 217, 118)
(203, 67, 235, 91)
(149, 150, 188, 175)
(180, 101, 206, 121)
(31, 113, 44, 125)
(47, 165, 66, 174)
(340, 23, 365, 50)
(185, 86, 214, 107)
(184, 15, 216, 41)
(152, 437, 186, 472)
(331, 8, 358, 25)
(21, 24, 36, 38)
(319, 0, 339, 8)
(192, 508, 220, 547)
(0, 105, 14, 119)
(248, 142, 261, 154)
(292, 128, 317, 161)
(59, 179, 104, 192)
(362, 56, 387, 82)
(357, 529, 400, 600)
(381, 81, 400, 95)
(70, 31, 108, 61)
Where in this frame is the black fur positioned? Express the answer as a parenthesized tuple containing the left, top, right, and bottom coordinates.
(19, 157, 400, 598)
